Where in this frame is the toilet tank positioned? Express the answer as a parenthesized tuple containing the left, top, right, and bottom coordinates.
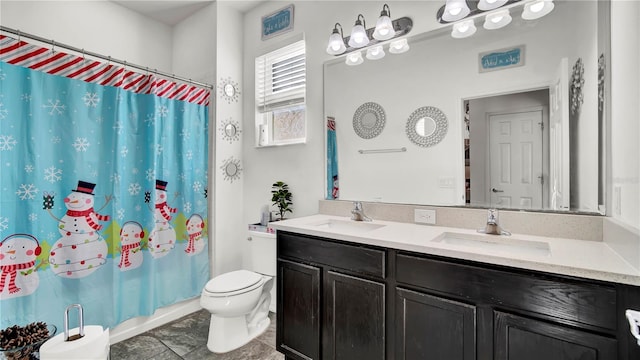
(246, 230, 276, 276)
(246, 230, 277, 313)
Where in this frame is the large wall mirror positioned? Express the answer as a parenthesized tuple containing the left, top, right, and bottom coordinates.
(324, 0, 609, 214)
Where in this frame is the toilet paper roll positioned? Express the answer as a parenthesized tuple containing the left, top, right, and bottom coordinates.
(39, 325, 109, 360)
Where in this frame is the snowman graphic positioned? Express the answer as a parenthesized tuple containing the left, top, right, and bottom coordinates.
(148, 180, 177, 259)
(0, 234, 41, 299)
(118, 221, 145, 271)
(46, 181, 111, 278)
(185, 214, 206, 256)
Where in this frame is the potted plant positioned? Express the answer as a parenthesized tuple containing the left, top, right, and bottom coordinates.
(271, 181, 293, 221)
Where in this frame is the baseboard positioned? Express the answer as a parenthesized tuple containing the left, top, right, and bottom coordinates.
(109, 297, 203, 344)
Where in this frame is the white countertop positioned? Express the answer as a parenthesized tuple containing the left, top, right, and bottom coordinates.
(270, 214, 640, 286)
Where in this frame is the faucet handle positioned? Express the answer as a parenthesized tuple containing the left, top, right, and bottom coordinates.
(487, 209, 499, 225)
(353, 201, 363, 210)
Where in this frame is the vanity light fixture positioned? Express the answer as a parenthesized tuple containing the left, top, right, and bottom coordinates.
(522, 0, 555, 20)
(366, 45, 386, 60)
(373, 4, 395, 41)
(348, 14, 370, 48)
(438, 0, 555, 39)
(326, 23, 347, 55)
(483, 9, 512, 29)
(325, 3, 413, 63)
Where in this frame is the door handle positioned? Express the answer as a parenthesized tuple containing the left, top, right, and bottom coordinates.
(491, 188, 504, 193)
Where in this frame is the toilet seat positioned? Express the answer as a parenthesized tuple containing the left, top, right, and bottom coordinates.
(203, 270, 264, 297)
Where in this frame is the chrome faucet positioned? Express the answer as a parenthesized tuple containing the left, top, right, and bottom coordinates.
(478, 209, 511, 236)
(351, 201, 372, 222)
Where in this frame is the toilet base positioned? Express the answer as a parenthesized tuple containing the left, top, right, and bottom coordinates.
(206, 314, 271, 353)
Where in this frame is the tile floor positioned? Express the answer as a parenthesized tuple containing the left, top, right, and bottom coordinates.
(109, 310, 283, 360)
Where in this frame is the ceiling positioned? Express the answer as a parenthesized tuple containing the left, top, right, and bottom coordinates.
(110, 0, 264, 26)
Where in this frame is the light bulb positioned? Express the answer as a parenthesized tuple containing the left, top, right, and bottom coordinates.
(442, 0, 471, 22)
(373, 4, 395, 41)
(522, 0, 554, 20)
(483, 9, 511, 30)
(449, 7, 462, 16)
(452, 20, 476, 38)
(492, 15, 503, 23)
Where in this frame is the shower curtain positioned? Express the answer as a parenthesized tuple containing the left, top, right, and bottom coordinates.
(327, 117, 339, 199)
(0, 35, 210, 332)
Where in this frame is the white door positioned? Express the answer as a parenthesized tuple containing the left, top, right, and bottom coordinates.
(549, 58, 571, 210)
(488, 111, 544, 209)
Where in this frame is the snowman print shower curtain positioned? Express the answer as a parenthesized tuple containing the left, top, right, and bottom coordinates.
(0, 35, 210, 331)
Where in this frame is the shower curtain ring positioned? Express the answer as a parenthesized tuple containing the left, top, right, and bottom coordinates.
(51, 40, 55, 54)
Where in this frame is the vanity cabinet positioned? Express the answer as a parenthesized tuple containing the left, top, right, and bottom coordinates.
(277, 230, 639, 360)
(276, 231, 386, 360)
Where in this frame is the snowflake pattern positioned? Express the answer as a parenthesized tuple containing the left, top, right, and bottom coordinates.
(16, 184, 39, 200)
(29, 213, 38, 222)
(44, 166, 63, 183)
(135, 205, 142, 212)
(113, 121, 123, 134)
(0, 103, 7, 120)
(51, 136, 61, 144)
(156, 105, 169, 118)
(128, 182, 141, 195)
(0, 217, 8, 232)
(183, 202, 192, 214)
(179, 130, 190, 140)
(155, 144, 163, 155)
(120, 146, 129, 157)
(192, 181, 202, 193)
(144, 113, 156, 127)
(72, 137, 90, 152)
(185, 150, 193, 160)
(145, 168, 156, 181)
(178, 173, 186, 182)
(117, 208, 125, 220)
(82, 92, 100, 107)
(21, 94, 32, 102)
(0, 135, 17, 150)
(0, 69, 5, 80)
(43, 99, 66, 115)
(111, 173, 121, 184)
(24, 164, 34, 173)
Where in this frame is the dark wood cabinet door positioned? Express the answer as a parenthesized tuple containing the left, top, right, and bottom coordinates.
(495, 311, 617, 360)
(277, 259, 321, 360)
(324, 270, 385, 360)
(395, 287, 476, 360)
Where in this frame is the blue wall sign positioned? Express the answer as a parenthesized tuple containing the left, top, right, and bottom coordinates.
(479, 45, 526, 72)
(262, 5, 294, 40)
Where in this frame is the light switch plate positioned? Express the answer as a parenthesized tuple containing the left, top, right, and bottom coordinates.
(415, 209, 436, 225)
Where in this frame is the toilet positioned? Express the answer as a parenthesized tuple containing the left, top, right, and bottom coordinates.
(200, 230, 276, 353)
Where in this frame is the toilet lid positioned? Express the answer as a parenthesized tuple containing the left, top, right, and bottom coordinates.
(204, 270, 262, 294)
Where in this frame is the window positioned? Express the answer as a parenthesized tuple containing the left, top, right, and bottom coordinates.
(255, 39, 306, 146)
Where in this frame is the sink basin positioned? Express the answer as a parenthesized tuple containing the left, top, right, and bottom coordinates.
(432, 232, 551, 257)
(311, 219, 385, 233)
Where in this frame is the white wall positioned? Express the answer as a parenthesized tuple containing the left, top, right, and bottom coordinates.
(610, 0, 640, 230)
(214, 3, 245, 276)
(0, 1, 173, 72)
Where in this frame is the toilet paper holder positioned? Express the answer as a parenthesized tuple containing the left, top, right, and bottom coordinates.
(63, 304, 85, 342)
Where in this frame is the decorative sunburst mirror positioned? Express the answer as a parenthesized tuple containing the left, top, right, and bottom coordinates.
(570, 58, 585, 116)
(219, 118, 242, 143)
(218, 77, 240, 104)
(221, 157, 242, 183)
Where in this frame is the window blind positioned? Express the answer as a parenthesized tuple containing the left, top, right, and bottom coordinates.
(256, 40, 306, 112)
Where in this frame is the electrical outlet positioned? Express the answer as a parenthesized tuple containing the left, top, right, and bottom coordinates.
(438, 177, 455, 189)
(414, 209, 436, 225)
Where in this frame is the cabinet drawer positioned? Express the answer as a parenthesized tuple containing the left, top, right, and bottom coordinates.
(396, 253, 617, 331)
(278, 231, 386, 278)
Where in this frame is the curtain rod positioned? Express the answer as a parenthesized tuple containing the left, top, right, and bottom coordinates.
(0, 26, 214, 90)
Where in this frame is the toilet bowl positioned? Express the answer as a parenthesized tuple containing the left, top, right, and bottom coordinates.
(200, 269, 273, 353)
(200, 230, 276, 353)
